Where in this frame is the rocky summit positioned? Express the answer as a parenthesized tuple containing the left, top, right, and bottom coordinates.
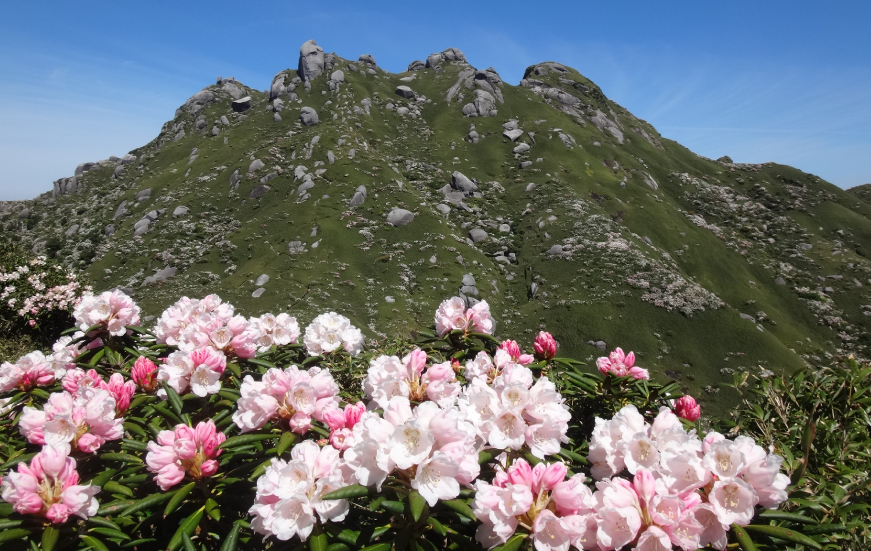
(3, 40, 870, 413)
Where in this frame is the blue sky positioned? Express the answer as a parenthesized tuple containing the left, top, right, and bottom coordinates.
(1, 1, 869, 200)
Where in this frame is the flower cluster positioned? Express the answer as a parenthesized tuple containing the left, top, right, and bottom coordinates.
(152, 294, 257, 358)
(341, 396, 481, 505)
(459, 359, 571, 459)
(73, 289, 141, 336)
(234, 365, 340, 434)
(586, 405, 789, 550)
(0, 445, 99, 524)
(596, 347, 649, 380)
(323, 402, 365, 450)
(302, 312, 363, 356)
(131, 356, 159, 392)
(249, 441, 349, 541)
(434, 297, 495, 338)
(1, 258, 89, 322)
(534, 331, 558, 360)
(19, 388, 124, 453)
(145, 420, 226, 491)
(158, 347, 227, 398)
(363, 348, 459, 409)
(0, 350, 56, 392)
(472, 459, 594, 550)
(62, 368, 136, 414)
(674, 395, 701, 422)
(250, 312, 301, 352)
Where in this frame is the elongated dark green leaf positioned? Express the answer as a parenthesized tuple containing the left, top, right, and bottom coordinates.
(89, 528, 131, 541)
(218, 433, 277, 450)
(322, 484, 369, 500)
(0, 520, 24, 530)
(205, 497, 221, 521)
(41, 525, 59, 551)
(87, 517, 121, 531)
(164, 482, 197, 517)
(358, 544, 391, 551)
(245, 358, 279, 370)
(219, 521, 242, 551)
(379, 500, 405, 514)
(163, 383, 184, 417)
(758, 510, 817, 524)
(167, 507, 205, 551)
(743, 524, 822, 549)
(81, 535, 110, 551)
(441, 499, 476, 521)
(558, 448, 590, 466)
(182, 533, 196, 551)
(309, 524, 328, 551)
(426, 517, 447, 536)
(409, 490, 426, 522)
(0, 452, 36, 471)
(88, 347, 107, 366)
(87, 468, 118, 488)
(478, 449, 498, 464)
(277, 432, 296, 455)
(327, 544, 350, 551)
(0, 529, 31, 544)
(99, 453, 143, 464)
(121, 491, 175, 517)
(103, 481, 134, 497)
(217, 389, 240, 402)
(731, 524, 757, 551)
(128, 395, 155, 410)
(96, 499, 136, 516)
(803, 524, 848, 536)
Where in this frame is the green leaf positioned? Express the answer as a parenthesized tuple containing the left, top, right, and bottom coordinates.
(181, 533, 196, 551)
(121, 491, 176, 517)
(163, 383, 185, 417)
(167, 507, 205, 551)
(493, 534, 526, 551)
(379, 500, 405, 514)
(103, 481, 134, 497)
(80, 535, 110, 551)
(558, 448, 590, 466)
(205, 497, 221, 521)
(478, 449, 498, 464)
(89, 528, 131, 541)
(327, 544, 351, 551)
(309, 524, 328, 551)
(358, 544, 391, 551)
(409, 490, 426, 522)
(0, 520, 24, 530)
(322, 484, 370, 500)
(803, 524, 848, 536)
(245, 358, 279, 370)
(743, 524, 822, 549)
(426, 517, 447, 537)
(0, 529, 31, 544)
(41, 525, 59, 551)
(121, 438, 148, 452)
(218, 521, 242, 551)
(441, 499, 476, 521)
(731, 524, 757, 551)
(87, 518, 121, 531)
(95, 499, 136, 516)
(87, 468, 118, 488)
(218, 433, 277, 450)
(758, 510, 817, 524)
(276, 432, 296, 455)
(164, 482, 197, 517)
(99, 452, 143, 464)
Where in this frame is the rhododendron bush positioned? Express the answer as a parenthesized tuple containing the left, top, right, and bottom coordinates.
(0, 291, 846, 551)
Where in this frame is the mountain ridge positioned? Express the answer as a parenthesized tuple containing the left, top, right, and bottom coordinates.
(3, 39, 870, 415)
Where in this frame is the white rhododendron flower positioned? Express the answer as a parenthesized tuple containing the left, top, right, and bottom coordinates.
(303, 312, 363, 356)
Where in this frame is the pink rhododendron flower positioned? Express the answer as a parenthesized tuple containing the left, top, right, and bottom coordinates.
(499, 340, 534, 365)
(363, 349, 460, 409)
(303, 312, 364, 356)
(131, 356, 159, 392)
(233, 365, 340, 434)
(19, 389, 123, 453)
(674, 395, 701, 421)
(323, 402, 366, 450)
(250, 312, 301, 352)
(249, 441, 349, 541)
(534, 331, 557, 360)
(434, 297, 496, 337)
(0, 351, 55, 392)
(596, 347, 649, 380)
(145, 420, 225, 491)
(0, 445, 99, 524)
(73, 289, 140, 336)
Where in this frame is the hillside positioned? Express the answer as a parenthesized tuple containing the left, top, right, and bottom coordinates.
(2, 39, 870, 415)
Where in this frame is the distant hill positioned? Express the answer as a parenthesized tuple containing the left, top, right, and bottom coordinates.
(3, 39, 869, 415)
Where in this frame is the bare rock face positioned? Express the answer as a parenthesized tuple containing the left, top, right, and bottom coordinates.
(300, 107, 319, 126)
(298, 40, 325, 81)
(359, 54, 376, 65)
(386, 208, 414, 227)
(425, 47, 467, 68)
(407, 60, 425, 71)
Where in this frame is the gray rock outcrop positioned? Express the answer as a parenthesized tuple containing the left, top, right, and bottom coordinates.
(298, 40, 325, 81)
(300, 107, 319, 126)
(395, 85, 415, 99)
(386, 208, 414, 227)
(232, 96, 252, 112)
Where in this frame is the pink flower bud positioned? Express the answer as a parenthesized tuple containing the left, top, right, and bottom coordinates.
(534, 331, 557, 360)
(674, 395, 701, 421)
(404, 349, 428, 377)
(343, 402, 365, 428)
(540, 462, 568, 492)
(499, 340, 523, 361)
(506, 458, 533, 487)
(131, 356, 158, 392)
(634, 468, 656, 504)
(322, 406, 345, 430)
(629, 366, 650, 380)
